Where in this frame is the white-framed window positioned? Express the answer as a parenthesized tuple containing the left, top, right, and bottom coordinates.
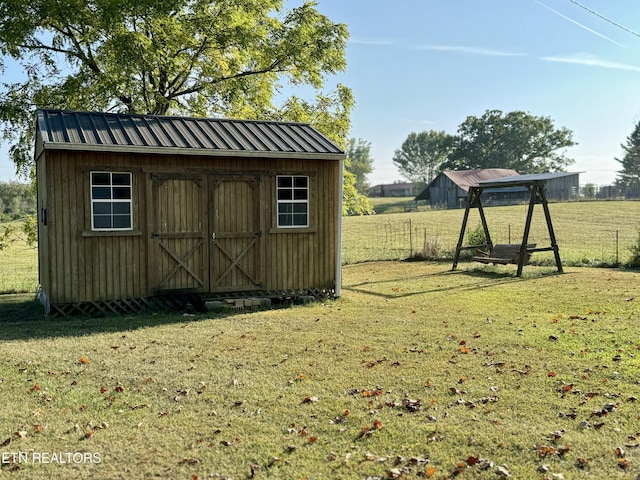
(90, 171, 133, 230)
(276, 175, 309, 228)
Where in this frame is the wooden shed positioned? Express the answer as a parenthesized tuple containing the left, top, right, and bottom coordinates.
(34, 109, 345, 316)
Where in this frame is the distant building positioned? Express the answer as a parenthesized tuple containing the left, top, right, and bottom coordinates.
(415, 169, 518, 209)
(368, 182, 417, 197)
(415, 169, 581, 209)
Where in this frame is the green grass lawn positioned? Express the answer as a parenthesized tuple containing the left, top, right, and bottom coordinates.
(0, 220, 38, 294)
(1, 262, 640, 479)
(343, 200, 640, 265)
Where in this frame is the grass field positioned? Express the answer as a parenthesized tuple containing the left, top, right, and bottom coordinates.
(1, 262, 640, 479)
(343, 200, 640, 265)
(1, 201, 639, 294)
(0, 221, 38, 294)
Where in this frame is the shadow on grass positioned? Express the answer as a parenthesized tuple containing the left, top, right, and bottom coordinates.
(342, 263, 566, 299)
(0, 293, 234, 342)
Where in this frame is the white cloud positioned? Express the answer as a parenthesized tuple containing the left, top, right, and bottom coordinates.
(349, 38, 396, 46)
(542, 53, 640, 72)
(416, 45, 526, 57)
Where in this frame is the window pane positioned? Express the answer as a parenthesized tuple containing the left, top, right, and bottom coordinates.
(93, 215, 112, 229)
(294, 176, 308, 188)
(92, 187, 111, 199)
(293, 203, 307, 213)
(277, 176, 292, 188)
(112, 187, 131, 199)
(112, 203, 130, 214)
(93, 202, 111, 215)
(278, 214, 292, 226)
(113, 215, 132, 229)
(293, 214, 307, 226)
(278, 203, 293, 214)
(277, 189, 292, 200)
(112, 173, 131, 186)
(92, 172, 110, 185)
(293, 189, 308, 200)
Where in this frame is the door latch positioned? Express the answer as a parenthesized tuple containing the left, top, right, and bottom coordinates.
(211, 232, 216, 241)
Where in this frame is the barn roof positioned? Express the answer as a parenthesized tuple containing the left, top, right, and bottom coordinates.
(478, 172, 581, 188)
(35, 109, 345, 160)
(414, 168, 518, 201)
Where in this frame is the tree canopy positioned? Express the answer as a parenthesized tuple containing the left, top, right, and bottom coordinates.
(392, 130, 453, 185)
(444, 110, 576, 174)
(615, 119, 640, 196)
(345, 138, 374, 194)
(0, 0, 350, 176)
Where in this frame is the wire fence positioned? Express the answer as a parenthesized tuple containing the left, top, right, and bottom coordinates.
(341, 218, 638, 266)
(1, 202, 639, 294)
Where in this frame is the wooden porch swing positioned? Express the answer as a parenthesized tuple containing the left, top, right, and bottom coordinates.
(451, 175, 563, 276)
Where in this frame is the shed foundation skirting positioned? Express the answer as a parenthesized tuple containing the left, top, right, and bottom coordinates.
(43, 287, 335, 318)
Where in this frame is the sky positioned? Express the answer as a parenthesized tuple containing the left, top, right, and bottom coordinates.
(2, 0, 640, 186)
(310, 0, 640, 187)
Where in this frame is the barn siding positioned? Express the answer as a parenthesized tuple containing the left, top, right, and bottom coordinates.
(38, 150, 338, 305)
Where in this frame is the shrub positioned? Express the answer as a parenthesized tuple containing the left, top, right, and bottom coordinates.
(627, 227, 640, 268)
(466, 222, 489, 247)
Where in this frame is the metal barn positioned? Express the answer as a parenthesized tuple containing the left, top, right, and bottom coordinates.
(415, 169, 581, 209)
(34, 110, 345, 316)
(415, 169, 518, 209)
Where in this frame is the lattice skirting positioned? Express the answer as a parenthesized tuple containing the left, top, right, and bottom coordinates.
(44, 287, 335, 318)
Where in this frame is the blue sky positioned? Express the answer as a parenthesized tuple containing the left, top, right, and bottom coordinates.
(2, 0, 640, 186)
(313, 0, 640, 186)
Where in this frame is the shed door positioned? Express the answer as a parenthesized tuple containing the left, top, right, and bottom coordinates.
(151, 173, 208, 294)
(209, 176, 262, 292)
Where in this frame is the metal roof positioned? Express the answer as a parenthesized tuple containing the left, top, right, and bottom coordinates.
(478, 172, 581, 188)
(35, 109, 345, 160)
(443, 169, 519, 192)
(414, 168, 518, 201)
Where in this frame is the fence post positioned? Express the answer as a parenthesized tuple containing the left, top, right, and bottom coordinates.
(616, 230, 619, 265)
(409, 219, 413, 258)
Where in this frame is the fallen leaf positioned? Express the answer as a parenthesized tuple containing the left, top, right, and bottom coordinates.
(618, 458, 630, 469)
(425, 465, 436, 477)
(79, 356, 89, 364)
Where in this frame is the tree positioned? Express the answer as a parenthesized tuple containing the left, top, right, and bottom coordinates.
(615, 119, 640, 197)
(269, 86, 373, 215)
(444, 110, 576, 173)
(0, 0, 350, 177)
(345, 138, 373, 194)
(392, 130, 454, 185)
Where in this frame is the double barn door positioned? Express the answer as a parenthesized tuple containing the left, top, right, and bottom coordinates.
(150, 173, 262, 294)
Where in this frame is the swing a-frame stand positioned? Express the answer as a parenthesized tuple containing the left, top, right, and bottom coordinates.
(451, 177, 563, 277)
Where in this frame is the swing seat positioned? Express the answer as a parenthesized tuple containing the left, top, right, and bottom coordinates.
(472, 244, 536, 265)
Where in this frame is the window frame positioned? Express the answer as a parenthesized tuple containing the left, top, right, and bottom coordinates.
(276, 175, 310, 229)
(90, 171, 133, 232)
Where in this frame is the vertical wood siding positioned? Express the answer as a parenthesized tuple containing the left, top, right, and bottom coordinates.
(38, 150, 338, 304)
